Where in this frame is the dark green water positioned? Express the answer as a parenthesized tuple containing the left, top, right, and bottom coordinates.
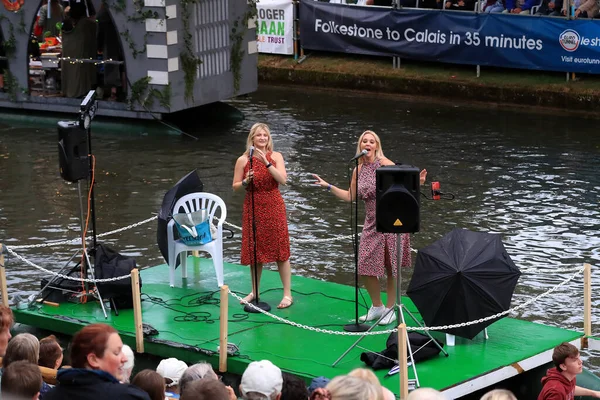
(1, 86, 599, 372)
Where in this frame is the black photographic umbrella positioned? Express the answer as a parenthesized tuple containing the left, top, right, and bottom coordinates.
(407, 228, 521, 339)
(156, 170, 203, 265)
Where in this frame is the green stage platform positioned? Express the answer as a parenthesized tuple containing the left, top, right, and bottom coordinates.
(12, 259, 583, 398)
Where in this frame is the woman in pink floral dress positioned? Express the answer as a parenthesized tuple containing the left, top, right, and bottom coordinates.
(313, 130, 426, 325)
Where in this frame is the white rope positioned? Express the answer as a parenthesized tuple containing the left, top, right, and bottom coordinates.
(4, 247, 132, 283)
(229, 265, 585, 335)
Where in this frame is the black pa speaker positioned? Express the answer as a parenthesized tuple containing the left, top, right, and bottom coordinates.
(58, 121, 89, 182)
(376, 165, 420, 233)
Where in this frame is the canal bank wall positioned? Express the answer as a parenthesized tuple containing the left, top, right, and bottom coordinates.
(257, 55, 600, 113)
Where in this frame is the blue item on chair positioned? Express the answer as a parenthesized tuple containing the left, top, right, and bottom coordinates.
(173, 210, 212, 246)
(167, 192, 227, 288)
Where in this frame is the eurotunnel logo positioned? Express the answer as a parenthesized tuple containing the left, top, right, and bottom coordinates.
(559, 29, 580, 52)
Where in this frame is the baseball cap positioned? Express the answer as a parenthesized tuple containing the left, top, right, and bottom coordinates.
(308, 376, 330, 394)
(157, 358, 188, 387)
(240, 360, 283, 397)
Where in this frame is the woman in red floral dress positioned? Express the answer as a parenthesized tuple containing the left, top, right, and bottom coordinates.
(313, 130, 427, 325)
(233, 123, 293, 309)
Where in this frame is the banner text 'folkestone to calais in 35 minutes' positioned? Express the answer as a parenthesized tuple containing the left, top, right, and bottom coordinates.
(257, 0, 294, 55)
(299, 1, 600, 74)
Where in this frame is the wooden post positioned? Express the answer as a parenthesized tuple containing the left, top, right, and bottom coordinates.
(0, 244, 8, 307)
(584, 263, 592, 337)
(398, 323, 409, 400)
(131, 268, 144, 353)
(219, 284, 229, 372)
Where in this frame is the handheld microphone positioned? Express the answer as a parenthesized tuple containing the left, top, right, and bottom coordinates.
(249, 146, 255, 158)
(349, 149, 368, 162)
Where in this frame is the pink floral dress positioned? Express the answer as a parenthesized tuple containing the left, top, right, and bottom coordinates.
(357, 159, 412, 277)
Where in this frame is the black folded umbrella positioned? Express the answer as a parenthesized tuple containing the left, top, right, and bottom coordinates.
(156, 171, 203, 266)
(407, 228, 521, 339)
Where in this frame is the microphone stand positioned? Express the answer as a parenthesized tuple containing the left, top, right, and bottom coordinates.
(245, 153, 271, 313)
(344, 155, 369, 332)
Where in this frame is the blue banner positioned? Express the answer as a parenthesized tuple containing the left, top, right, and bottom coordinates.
(299, 1, 600, 74)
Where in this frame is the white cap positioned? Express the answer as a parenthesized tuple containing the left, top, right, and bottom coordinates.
(122, 344, 135, 371)
(240, 360, 283, 397)
(156, 358, 188, 387)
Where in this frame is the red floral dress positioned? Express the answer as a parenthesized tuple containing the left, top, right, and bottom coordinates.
(357, 159, 412, 277)
(241, 152, 290, 265)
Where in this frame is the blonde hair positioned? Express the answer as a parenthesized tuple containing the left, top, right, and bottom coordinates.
(355, 130, 385, 165)
(406, 388, 446, 400)
(347, 369, 384, 400)
(245, 123, 274, 155)
(326, 375, 380, 400)
(480, 389, 517, 400)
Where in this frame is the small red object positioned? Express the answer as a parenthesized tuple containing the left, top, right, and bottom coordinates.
(431, 181, 441, 200)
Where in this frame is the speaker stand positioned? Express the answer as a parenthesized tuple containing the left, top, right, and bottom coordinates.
(332, 235, 448, 391)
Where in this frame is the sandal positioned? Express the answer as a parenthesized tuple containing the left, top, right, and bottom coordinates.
(240, 292, 254, 305)
(277, 296, 293, 309)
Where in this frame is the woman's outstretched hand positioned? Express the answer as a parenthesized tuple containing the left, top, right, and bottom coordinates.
(420, 169, 427, 186)
(313, 174, 329, 189)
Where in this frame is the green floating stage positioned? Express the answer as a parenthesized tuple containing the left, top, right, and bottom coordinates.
(13, 259, 583, 399)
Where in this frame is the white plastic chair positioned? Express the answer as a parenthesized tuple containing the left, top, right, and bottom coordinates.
(167, 192, 227, 288)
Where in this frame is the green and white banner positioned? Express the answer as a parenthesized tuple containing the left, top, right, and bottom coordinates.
(256, 0, 294, 55)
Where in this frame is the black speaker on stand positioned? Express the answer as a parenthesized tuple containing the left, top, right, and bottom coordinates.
(58, 121, 89, 183)
(376, 164, 420, 234)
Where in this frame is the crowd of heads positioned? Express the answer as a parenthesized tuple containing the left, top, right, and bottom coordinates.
(0, 308, 586, 400)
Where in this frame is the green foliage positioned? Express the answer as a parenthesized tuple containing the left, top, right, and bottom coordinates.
(18, 11, 26, 34)
(230, 0, 257, 93)
(128, 77, 171, 110)
(180, 0, 203, 103)
(110, 0, 127, 13)
(3, 23, 16, 57)
(4, 69, 19, 102)
(121, 29, 148, 59)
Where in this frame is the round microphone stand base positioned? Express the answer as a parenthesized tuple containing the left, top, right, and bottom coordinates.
(244, 300, 271, 313)
(343, 322, 370, 332)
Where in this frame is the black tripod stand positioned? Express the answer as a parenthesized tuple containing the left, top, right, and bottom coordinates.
(31, 90, 108, 318)
(244, 147, 270, 313)
(344, 150, 369, 332)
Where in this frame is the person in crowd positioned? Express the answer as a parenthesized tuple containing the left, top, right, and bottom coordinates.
(157, 357, 188, 397)
(313, 130, 426, 325)
(308, 376, 330, 398)
(503, 0, 536, 13)
(61, 1, 97, 98)
(0, 305, 14, 357)
(482, 0, 505, 12)
(239, 360, 283, 400)
(36, 0, 63, 40)
(38, 335, 63, 369)
(406, 388, 447, 400)
(179, 361, 218, 392)
(445, 0, 475, 10)
(181, 379, 233, 400)
(560, 0, 598, 17)
(1, 360, 43, 400)
(233, 123, 293, 309)
(348, 368, 394, 400)
(43, 323, 150, 400)
(534, 0, 562, 14)
(481, 389, 517, 400)
(120, 344, 135, 383)
(3, 333, 40, 367)
(281, 372, 309, 400)
(311, 375, 379, 400)
(3, 333, 51, 397)
(132, 369, 166, 400)
(538, 342, 600, 399)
